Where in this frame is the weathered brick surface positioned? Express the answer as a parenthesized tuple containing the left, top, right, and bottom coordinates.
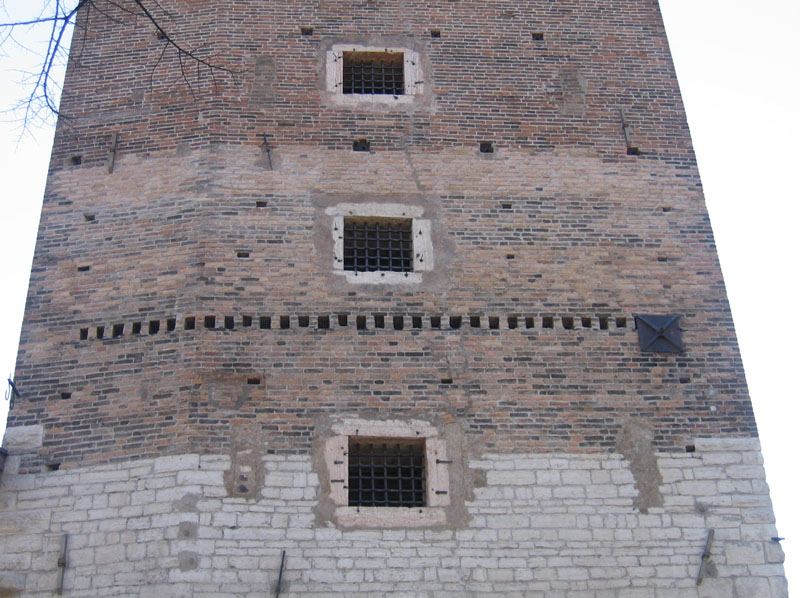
(10, 145, 753, 468)
(49, 0, 693, 168)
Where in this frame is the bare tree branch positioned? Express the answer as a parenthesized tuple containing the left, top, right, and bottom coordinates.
(33, 0, 86, 120)
(130, 0, 232, 77)
(1, 0, 236, 133)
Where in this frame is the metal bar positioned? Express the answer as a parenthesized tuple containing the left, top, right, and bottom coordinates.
(275, 550, 286, 597)
(619, 109, 633, 147)
(263, 134, 273, 170)
(417, 448, 425, 506)
(407, 442, 415, 506)
(5, 378, 20, 410)
(57, 533, 68, 595)
(106, 132, 119, 174)
(695, 529, 715, 585)
(372, 443, 379, 505)
(619, 109, 640, 154)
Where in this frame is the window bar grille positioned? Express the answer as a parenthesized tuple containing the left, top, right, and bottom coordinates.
(343, 54, 404, 95)
(343, 219, 413, 273)
(348, 441, 426, 507)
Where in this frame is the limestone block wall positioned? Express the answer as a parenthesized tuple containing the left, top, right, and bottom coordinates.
(0, 430, 786, 597)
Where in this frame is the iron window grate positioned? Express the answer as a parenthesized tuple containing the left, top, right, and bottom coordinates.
(343, 217, 413, 273)
(348, 439, 426, 507)
(343, 51, 404, 95)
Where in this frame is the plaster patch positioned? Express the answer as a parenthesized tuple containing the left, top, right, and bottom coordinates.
(250, 56, 275, 106)
(173, 493, 200, 513)
(223, 423, 266, 500)
(615, 417, 664, 513)
(558, 67, 587, 116)
(178, 551, 199, 572)
(178, 521, 198, 540)
(2, 426, 43, 452)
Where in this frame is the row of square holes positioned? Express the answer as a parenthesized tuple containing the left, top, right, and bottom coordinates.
(298, 26, 545, 40)
(353, 138, 495, 153)
(79, 314, 628, 340)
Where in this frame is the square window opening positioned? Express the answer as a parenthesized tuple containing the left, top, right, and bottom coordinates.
(343, 51, 404, 95)
(343, 217, 413, 273)
(348, 438, 426, 508)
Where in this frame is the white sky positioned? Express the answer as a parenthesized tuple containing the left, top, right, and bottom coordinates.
(0, 0, 797, 590)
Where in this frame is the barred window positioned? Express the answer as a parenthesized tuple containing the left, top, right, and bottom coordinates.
(342, 51, 404, 95)
(343, 217, 413, 273)
(348, 439, 426, 507)
(323, 419, 450, 527)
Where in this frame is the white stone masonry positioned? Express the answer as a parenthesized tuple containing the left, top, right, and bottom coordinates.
(0, 436, 787, 597)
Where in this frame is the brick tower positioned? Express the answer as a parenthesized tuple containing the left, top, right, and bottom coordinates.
(0, 0, 787, 596)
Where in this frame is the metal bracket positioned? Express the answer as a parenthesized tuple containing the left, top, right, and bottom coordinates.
(5, 377, 20, 410)
(263, 133, 273, 170)
(106, 133, 119, 174)
(275, 550, 286, 597)
(57, 533, 69, 595)
(695, 529, 714, 585)
(619, 109, 640, 155)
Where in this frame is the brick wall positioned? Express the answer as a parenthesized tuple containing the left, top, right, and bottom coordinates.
(49, 0, 691, 167)
(9, 144, 753, 469)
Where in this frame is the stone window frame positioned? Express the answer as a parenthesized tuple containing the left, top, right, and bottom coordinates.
(324, 418, 450, 528)
(325, 44, 423, 106)
(326, 202, 434, 284)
